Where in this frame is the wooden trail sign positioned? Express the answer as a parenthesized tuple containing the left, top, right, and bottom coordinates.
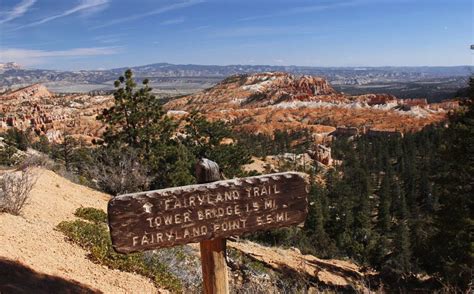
(107, 170, 309, 254)
(108, 158, 309, 294)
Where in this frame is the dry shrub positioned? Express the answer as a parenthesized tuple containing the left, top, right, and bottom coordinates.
(149, 246, 203, 292)
(86, 147, 150, 196)
(0, 168, 37, 215)
(18, 153, 55, 170)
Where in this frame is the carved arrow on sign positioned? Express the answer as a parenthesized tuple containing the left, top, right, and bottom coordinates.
(142, 202, 153, 214)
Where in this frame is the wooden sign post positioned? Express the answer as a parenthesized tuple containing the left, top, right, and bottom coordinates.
(108, 158, 309, 293)
(195, 159, 229, 294)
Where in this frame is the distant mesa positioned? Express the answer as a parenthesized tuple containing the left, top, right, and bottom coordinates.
(165, 72, 342, 111)
(165, 72, 459, 135)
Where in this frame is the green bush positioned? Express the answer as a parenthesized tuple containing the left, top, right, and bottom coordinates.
(1, 129, 30, 151)
(0, 145, 25, 166)
(74, 207, 107, 224)
(57, 208, 182, 292)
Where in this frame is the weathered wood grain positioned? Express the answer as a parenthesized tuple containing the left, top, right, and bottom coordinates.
(195, 158, 229, 294)
(200, 238, 228, 294)
(108, 172, 309, 253)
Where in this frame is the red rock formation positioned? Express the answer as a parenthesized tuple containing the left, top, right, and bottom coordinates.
(363, 94, 397, 106)
(331, 126, 360, 137)
(429, 99, 460, 110)
(314, 144, 333, 166)
(0, 84, 113, 143)
(2, 84, 53, 100)
(1, 74, 459, 144)
(400, 98, 428, 107)
(165, 72, 455, 136)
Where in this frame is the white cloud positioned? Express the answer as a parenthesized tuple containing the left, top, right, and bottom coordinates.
(239, 0, 357, 21)
(287, 0, 359, 14)
(94, 0, 204, 29)
(93, 34, 123, 44)
(182, 25, 210, 33)
(14, 0, 109, 30)
(209, 26, 314, 38)
(239, 0, 408, 21)
(161, 16, 185, 25)
(0, 46, 120, 66)
(0, 0, 36, 24)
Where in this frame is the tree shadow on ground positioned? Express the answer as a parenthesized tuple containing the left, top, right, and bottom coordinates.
(0, 257, 100, 294)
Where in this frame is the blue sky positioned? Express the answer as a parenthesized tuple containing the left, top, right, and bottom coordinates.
(0, 0, 472, 70)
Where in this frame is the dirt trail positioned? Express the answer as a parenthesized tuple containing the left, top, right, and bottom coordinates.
(0, 168, 159, 293)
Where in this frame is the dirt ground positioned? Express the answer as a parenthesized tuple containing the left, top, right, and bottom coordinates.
(0, 168, 160, 293)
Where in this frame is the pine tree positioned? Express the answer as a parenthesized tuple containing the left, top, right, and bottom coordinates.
(149, 143, 195, 189)
(98, 69, 175, 157)
(392, 218, 411, 274)
(352, 167, 373, 262)
(391, 182, 412, 274)
(32, 135, 51, 154)
(378, 172, 392, 232)
(52, 135, 79, 171)
(371, 235, 389, 269)
(3, 128, 30, 151)
(334, 180, 355, 256)
(182, 112, 251, 177)
(305, 183, 335, 257)
(429, 77, 474, 289)
(0, 144, 17, 166)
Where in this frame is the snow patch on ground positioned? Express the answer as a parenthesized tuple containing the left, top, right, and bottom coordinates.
(167, 110, 189, 115)
(231, 98, 246, 105)
(396, 106, 439, 118)
(273, 100, 441, 119)
(91, 96, 110, 104)
(68, 102, 83, 108)
(371, 101, 399, 110)
(242, 76, 277, 92)
(273, 101, 360, 110)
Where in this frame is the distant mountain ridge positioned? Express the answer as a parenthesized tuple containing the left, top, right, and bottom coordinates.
(0, 62, 472, 87)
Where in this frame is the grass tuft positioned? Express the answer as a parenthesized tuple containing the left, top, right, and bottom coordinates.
(74, 207, 107, 224)
(57, 208, 182, 292)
